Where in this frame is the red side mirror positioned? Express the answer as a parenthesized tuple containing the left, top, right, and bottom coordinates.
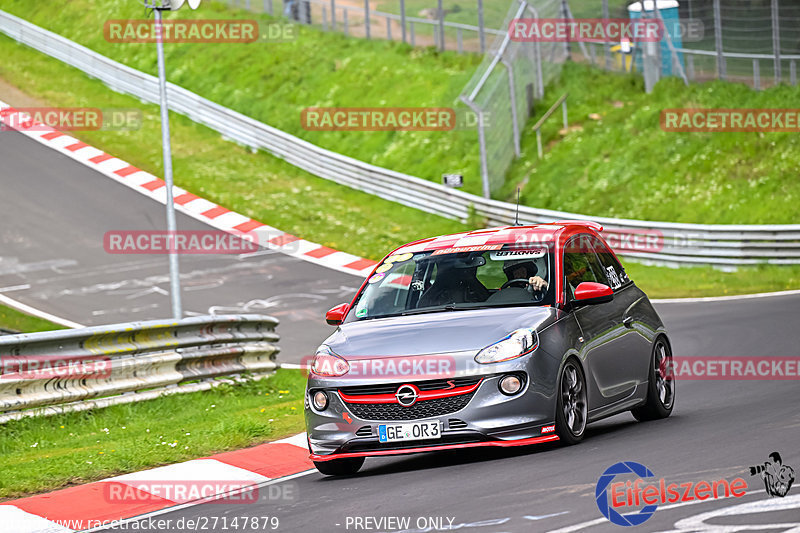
(325, 303, 349, 326)
(573, 282, 613, 305)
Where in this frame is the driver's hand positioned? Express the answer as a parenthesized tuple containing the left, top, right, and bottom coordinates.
(529, 276, 548, 291)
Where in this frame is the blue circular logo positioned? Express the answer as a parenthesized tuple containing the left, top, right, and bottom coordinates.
(596, 462, 658, 526)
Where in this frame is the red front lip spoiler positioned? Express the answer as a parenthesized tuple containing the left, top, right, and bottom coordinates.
(309, 434, 559, 461)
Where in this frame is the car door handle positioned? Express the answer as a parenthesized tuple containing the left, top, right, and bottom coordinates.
(622, 316, 634, 328)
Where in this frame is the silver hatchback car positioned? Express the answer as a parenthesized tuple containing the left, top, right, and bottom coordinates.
(305, 222, 675, 475)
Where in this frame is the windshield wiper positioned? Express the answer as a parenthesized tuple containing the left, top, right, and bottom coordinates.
(400, 303, 460, 316)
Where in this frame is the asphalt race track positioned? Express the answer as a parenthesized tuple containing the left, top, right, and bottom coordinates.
(3, 130, 799, 531)
(0, 131, 359, 363)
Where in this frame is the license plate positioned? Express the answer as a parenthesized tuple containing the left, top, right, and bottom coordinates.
(378, 420, 441, 443)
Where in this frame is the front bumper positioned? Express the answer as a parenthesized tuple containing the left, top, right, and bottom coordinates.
(305, 371, 558, 460)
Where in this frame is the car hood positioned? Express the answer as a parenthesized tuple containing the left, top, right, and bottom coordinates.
(324, 306, 557, 358)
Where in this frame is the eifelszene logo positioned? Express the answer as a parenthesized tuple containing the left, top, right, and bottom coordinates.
(595, 461, 748, 526)
(750, 452, 795, 498)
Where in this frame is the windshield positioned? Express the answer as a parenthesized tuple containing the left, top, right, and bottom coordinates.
(348, 244, 555, 321)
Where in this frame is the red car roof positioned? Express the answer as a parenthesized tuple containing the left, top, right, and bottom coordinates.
(393, 221, 603, 254)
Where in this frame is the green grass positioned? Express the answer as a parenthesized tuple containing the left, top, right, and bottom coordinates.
(0, 19, 798, 297)
(0, 0, 487, 194)
(3, 0, 800, 224)
(0, 33, 468, 261)
(0, 369, 305, 499)
(0, 305, 64, 334)
(506, 62, 800, 224)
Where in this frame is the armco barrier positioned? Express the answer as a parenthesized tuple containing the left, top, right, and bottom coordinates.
(0, 314, 279, 423)
(1, 10, 799, 267)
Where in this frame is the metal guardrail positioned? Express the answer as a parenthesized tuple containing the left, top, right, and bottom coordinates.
(0, 315, 279, 423)
(1, 10, 799, 267)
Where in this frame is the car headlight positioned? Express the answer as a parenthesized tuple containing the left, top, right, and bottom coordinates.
(475, 329, 538, 364)
(310, 346, 350, 377)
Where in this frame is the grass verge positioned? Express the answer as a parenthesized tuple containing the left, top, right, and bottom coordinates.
(1, 33, 799, 297)
(0, 369, 305, 500)
(0, 304, 64, 334)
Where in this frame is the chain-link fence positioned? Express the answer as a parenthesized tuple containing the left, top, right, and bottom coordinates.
(576, 0, 800, 90)
(459, 0, 566, 198)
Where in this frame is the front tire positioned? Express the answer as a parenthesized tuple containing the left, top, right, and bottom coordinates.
(555, 359, 588, 445)
(632, 337, 675, 421)
(313, 457, 365, 476)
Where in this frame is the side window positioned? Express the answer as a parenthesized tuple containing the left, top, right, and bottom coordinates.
(592, 237, 630, 290)
(563, 235, 607, 299)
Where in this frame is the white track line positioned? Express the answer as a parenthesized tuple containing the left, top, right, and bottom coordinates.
(0, 294, 85, 329)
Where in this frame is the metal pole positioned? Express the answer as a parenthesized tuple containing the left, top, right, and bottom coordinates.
(713, 0, 725, 80)
(771, 0, 781, 84)
(400, 0, 406, 43)
(264, 0, 272, 16)
(364, 0, 370, 39)
(331, 0, 336, 31)
(753, 59, 760, 91)
(562, 98, 568, 129)
(561, 0, 570, 60)
(477, 0, 485, 53)
(503, 60, 521, 158)
(461, 97, 491, 199)
(437, 0, 445, 51)
(602, 0, 610, 69)
(154, 7, 182, 319)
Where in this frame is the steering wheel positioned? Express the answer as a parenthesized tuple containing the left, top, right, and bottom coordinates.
(500, 278, 531, 290)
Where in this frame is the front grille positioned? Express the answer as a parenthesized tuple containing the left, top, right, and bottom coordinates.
(339, 376, 482, 397)
(343, 390, 477, 421)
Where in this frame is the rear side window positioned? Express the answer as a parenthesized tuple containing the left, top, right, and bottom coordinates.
(592, 237, 630, 290)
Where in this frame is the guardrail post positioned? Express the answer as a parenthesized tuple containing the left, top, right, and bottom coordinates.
(364, 0, 370, 39)
(791, 60, 797, 86)
(753, 58, 761, 91)
(438, 0, 445, 51)
(400, 0, 407, 43)
(771, 0, 781, 84)
(477, 0, 485, 53)
(686, 54, 695, 81)
(410, 21, 415, 46)
(264, 0, 272, 15)
(713, 0, 726, 80)
(322, 6, 328, 30)
(330, 0, 336, 31)
(343, 9, 349, 35)
(386, 16, 391, 40)
(457, 28, 463, 53)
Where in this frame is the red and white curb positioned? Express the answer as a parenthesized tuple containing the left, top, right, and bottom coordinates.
(0, 101, 377, 278)
(0, 433, 312, 533)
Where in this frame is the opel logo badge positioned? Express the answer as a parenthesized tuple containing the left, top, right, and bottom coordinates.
(395, 384, 418, 407)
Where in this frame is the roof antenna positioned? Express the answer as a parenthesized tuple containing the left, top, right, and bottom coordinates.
(514, 188, 521, 226)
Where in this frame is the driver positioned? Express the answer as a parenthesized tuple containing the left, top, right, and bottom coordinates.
(502, 258, 549, 293)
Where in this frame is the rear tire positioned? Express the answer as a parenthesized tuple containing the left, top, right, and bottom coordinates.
(313, 457, 365, 476)
(555, 359, 587, 445)
(632, 337, 675, 421)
